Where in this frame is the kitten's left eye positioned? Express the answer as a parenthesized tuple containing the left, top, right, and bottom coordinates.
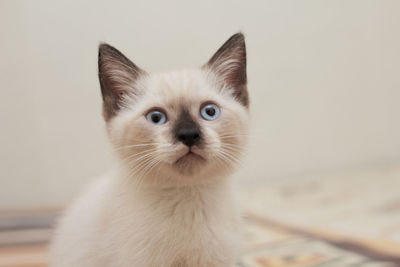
(146, 110, 167, 125)
(200, 103, 220, 121)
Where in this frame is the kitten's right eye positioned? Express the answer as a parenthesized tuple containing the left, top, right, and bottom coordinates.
(146, 110, 167, 125)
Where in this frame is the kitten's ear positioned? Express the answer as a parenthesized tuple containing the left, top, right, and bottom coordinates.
(204, 33, 248, 107)
(98, 44, 145, 121)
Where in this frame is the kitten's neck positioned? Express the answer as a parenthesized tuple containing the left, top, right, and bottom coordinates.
(119, 162, 233, 189)
(111, 167, 239, 236)
(117, 167, 235, 205)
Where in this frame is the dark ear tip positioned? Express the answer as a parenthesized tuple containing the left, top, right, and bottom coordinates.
(230, 32, 245, 44)
(232, 32, 245, 39)
(98, 43, 115, 55)
(98, 43, 128, 60)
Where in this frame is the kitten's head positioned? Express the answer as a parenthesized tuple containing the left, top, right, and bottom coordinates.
(98, 33, 249, 186)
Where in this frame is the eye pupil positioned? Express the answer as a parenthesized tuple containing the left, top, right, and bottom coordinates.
(146, 110, 167, 125)
(151, 113, 161, 123)
(206, 107, 215, 116)
(200, 103, 220, 121)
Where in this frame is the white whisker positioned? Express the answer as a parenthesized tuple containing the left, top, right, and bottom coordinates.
(114, 143, 168, 151)
(219, 149, 241, 166)
(122, 148, 159, 163)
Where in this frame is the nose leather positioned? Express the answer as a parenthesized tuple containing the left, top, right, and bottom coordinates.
(173, 109, 202, 147)
(177, 128, 201, 147)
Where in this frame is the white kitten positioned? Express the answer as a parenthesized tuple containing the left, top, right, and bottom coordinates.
(51, 33, 250, 267)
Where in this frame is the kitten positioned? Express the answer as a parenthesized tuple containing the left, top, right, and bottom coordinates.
(50, 33, 250, 267)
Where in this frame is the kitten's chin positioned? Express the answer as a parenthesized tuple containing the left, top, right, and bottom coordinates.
(173, 149, 207, 175)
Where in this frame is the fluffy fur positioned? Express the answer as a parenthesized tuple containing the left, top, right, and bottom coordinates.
(51, 33, 249, 267)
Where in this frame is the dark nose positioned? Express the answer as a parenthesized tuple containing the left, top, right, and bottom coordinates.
(177, 128, 201, 147)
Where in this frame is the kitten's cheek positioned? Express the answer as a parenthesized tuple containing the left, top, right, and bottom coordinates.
(202, 136, 222, 160)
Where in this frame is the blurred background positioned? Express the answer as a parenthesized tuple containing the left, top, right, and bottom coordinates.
(1, 0, 399, 209)
(1, 1, 400, 266)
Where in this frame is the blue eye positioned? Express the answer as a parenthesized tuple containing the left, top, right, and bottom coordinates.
(146, 110, 167, 125)
(200, 103, 220, 121)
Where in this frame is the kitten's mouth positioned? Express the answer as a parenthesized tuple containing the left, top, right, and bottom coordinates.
(175, 150, 205, 165)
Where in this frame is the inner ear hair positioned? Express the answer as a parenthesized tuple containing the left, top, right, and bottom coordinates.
(98, 44, 146, 121)
(204, 32, 248, 107)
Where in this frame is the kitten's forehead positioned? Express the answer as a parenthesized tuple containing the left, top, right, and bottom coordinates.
(144, 69, 214, 107)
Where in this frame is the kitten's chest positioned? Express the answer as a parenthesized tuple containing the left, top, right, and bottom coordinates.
(121, 186, 239, 266)
(149, 188, 225, 240)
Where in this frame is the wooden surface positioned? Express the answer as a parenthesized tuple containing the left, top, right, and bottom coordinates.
(0, 214, 397, 267)
(1, 165, 400, 266)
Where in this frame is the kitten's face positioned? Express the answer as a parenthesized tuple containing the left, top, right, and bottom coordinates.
(98, 33, 249, 186)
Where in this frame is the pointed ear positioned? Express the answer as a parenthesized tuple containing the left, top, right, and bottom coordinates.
(204, 33, 248, 107)
(98, 43, 145, 121)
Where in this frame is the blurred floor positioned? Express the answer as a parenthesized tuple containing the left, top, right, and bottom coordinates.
(1, 165, 400, 267)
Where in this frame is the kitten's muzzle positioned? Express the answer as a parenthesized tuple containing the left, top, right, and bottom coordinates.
(173, 108, 203, 147)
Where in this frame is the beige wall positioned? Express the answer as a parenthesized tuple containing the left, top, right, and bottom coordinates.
(1, 0, 400, 208)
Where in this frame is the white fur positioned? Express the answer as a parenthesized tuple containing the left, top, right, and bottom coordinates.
(51, 170, 241, 267)
(51, 35, 249, 267)
(50, 69, 248, 266)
